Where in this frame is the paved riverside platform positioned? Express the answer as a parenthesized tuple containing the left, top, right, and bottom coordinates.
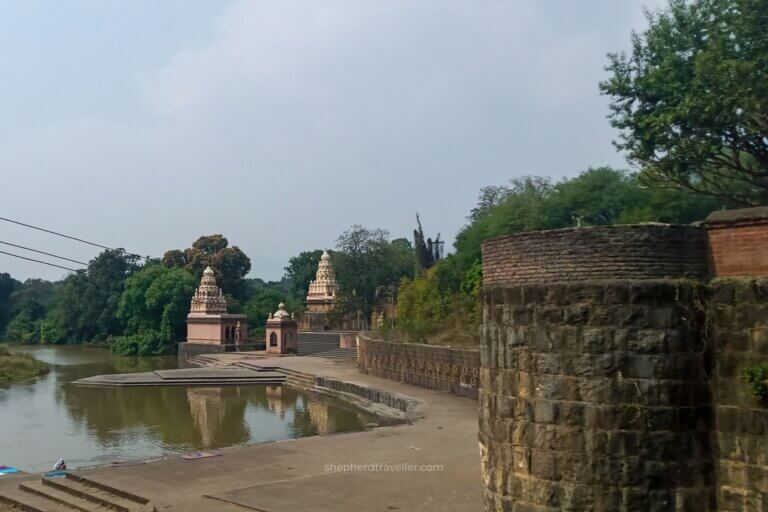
(74, 366, 287, 386)
(74, 355, 483, 511)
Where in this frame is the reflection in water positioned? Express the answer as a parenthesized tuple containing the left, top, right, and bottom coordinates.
(0, 345, 374, 472)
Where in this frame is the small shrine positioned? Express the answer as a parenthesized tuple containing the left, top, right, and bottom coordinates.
(300, 250, 337, 331)
(186, 266, 248, 346)
(266, 303, 298, 354)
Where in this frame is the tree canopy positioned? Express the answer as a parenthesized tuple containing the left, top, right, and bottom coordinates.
(114, 264, 197, 355)
(162, 234, 251, 298)
(284, 250, 324, 301)
(332, 225, 413, 327)
(601, 0, 768, 205)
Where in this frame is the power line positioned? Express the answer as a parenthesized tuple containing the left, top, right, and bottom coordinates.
(0, 215, 149, 260)
(0, 249, 81, 272)
(0, 240, 88, 266)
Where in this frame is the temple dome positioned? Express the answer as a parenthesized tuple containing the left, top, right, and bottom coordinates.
(190, 266, 227, 314)
(273, 303, 291, 319)
(306, 250, 337, 299)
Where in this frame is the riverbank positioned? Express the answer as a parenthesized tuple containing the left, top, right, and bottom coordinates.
(72, 355, 482, 511)
(0, 346, 48, 385)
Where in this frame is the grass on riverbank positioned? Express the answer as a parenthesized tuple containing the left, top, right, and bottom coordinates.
(0, 345, 49, 385)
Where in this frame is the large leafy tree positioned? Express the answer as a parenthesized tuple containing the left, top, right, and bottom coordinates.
(117, 264, 197, 343)
(333, 225, 413, 326)
(284, 250, 324, 301)
(601, 0, 768, 205)
(162, 235, 251, 298)
(44, 249, 140, 343)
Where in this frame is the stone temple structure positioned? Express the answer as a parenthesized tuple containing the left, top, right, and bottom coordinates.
(266, 302, 298, 354)
(301, 250, 338, 331)
(186, 266, 248, 346)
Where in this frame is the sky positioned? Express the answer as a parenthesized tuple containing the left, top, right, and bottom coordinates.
(0, 0, 667, 283)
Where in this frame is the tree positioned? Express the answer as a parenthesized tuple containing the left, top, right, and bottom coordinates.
(284, 250, 324, 301)
(162, 235, 251, 298)
(333, 225, 413, 326)
(413, 214, 441, 275)
(601, 0, 768, 205)
(44, 249, 140, 343)
(0, 273, 20, 336)
(243, 287, 293, 338)
(117, 264, 197, 347)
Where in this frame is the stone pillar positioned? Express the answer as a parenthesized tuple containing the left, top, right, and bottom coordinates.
(479, 225, 714, 511)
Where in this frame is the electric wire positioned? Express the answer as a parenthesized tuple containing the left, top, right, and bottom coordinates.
(0, 240, 88, 266)
(0, 249, 81, 272)
(0, 215, 149, 261)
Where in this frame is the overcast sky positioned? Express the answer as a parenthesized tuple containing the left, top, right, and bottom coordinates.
(1, 0, 667, 282)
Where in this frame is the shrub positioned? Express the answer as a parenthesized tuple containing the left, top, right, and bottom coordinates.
(111, 331, 169, 356)
(742, 364, 768, 399)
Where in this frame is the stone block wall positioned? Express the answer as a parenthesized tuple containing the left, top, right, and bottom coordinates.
(709, 279, 768, 511)
(357, 334, 480, 398)
(479, 221, 768, 512)
(482, 224, 709, 286)
(479, 280, 714, 511)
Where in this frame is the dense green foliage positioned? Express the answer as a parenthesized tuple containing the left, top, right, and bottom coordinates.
(284, 250, 324, 301)
(0, 345, 49, 385)
(396, 167, 725, 344)
(242, 286, 293, 338)
(110, 264, 198, 356)
(332, 226, 413, 328)
(1, 236, 252, 356)
(162, 234, 251, 299)
(742, 363, 768, 398)
(601, 0, 768, 205)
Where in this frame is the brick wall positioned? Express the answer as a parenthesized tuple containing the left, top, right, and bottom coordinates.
(709, 279, 768, 511)
(706, 207, 768, 277)
(482, 224, 709, 286)
(357, 335, 480, 398)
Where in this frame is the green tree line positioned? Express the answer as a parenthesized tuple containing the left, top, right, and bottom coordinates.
(395, 167, 729, 345)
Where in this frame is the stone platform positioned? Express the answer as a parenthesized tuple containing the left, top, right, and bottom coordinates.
(74, 367, 286, 387)
(68, 356, 482, 511)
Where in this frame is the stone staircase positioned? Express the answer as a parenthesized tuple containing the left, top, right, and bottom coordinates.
(296, 333, 342, 356)
(0, 473, 154, 512)
(307, 347, 357, 362)
(235, 362, 316, 389)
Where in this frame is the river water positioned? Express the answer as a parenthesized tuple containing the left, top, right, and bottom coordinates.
(0, 345, 373, 473)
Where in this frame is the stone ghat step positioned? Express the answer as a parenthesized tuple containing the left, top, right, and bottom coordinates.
(0, 474, 155, 512)
(18, 480, 106, 512)
(154, 368, 266, 380)
(43, 474, 154, 512)
(0, 481, 58, 512)
(78, 378, 286, 387)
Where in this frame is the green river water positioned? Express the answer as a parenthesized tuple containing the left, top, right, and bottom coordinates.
(0, 345, 372, 473)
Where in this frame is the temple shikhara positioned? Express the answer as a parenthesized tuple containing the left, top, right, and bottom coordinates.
(300, 250, 338, 331)
(186, 266, 248, 346)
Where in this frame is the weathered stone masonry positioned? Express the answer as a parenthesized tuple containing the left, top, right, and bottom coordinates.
(480, 214, 768, 512)
(358, 334, 480, 398)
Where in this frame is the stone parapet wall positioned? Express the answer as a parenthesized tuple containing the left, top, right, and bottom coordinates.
(709, 279, 768, 510)
(357, 335, 480, 398)
(479, 280, 714, 511)
(482, 224, 709, 286)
